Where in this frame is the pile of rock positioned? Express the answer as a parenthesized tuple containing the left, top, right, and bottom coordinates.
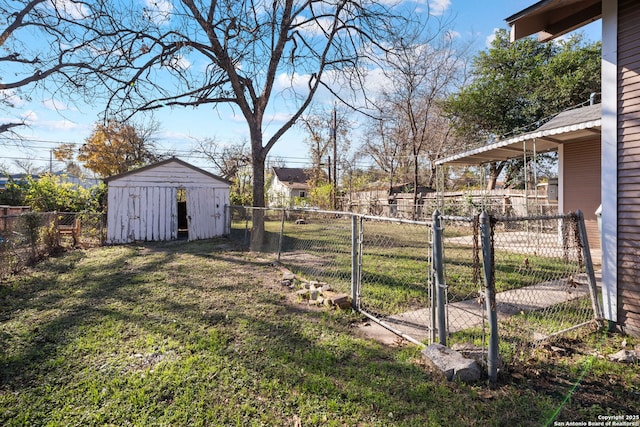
(281, 272, 351, 309)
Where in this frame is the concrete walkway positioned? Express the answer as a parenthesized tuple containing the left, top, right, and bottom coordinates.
(358, 271, 600, 345)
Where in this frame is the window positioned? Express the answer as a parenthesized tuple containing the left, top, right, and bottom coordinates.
(299, 191, 306, 198)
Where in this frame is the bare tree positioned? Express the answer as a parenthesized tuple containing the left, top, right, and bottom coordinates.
(361, 116, 410, 193)
(195, 138, 251, 181)
(0, 0, 108, 139)
(375, 23, 467, 218)
(5, 0, 411, 246)
(195, 138, 252, 204)
(1, 0, 48, 137)
(299, 105, 352, 209)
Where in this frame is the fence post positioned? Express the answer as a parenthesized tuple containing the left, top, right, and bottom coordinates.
(224, 205, 229, 236)
(575, 210, 603, 319)
(277, 208, 286, 262)
(480, 211, 499, 384)
(351, 215, 360, 310)
(432, 210, 447, 345)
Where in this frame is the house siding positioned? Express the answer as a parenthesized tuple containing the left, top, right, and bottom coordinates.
(563, 138, 601, 249)
(617, 0, 640, 335)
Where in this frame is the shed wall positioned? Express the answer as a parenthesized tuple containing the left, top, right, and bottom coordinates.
(107, 186, 178, 244)
(106, 160, 230, 244)
(617, 0, 640, 336)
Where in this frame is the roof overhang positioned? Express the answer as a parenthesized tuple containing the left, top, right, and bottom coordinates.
(436, 118, 601, 166)
(506, 0, 601, 42)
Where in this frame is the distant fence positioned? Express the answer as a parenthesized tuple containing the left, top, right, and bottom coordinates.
(0, 211, 105, 278)
(228, 206, 601, 381)
(343, 190, 557, 220)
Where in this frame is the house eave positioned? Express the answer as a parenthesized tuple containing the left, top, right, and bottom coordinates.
(506, 0, 601, 42)
(436, 119, 601, 166)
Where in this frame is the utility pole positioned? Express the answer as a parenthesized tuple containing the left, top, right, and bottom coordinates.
(331, 106, 337, 210)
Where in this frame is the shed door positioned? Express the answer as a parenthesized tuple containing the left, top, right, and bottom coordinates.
(186, 187, 217, 241)
(128, 191, 141, 241)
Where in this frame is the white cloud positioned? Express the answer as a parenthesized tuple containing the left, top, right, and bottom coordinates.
(143, 0, 173, 25)
(292, 15, 335, 37)
(43, 120, 81, 131)
(21, 110, 39, 122)
(0, 89, 26, 108)
(428, 0, 451, 16)
(42, 98, 72, 112)
(445, 29, 461, 40)
(48, 0, 91, 20)
(167, 55, 191, 71)
(274, 72, 312, 94)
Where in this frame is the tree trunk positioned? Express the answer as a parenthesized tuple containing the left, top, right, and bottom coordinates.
(486, 162, 503, 191)
(250, 135, 267, 252)
(412, 155, 419, 220)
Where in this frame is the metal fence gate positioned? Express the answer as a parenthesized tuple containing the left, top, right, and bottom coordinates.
(227, 206, 601, 379)
(354, 215, 434, 346)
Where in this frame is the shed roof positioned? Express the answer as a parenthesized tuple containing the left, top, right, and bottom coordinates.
(435, 103, 601, 166)
(104, 157, 231, 185)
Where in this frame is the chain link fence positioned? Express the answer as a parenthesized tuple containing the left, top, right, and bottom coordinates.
(229, 206, 600, 380)
(488, 213, 600, 349)
(0, 211, 105, 279)
(228, 207, 354, 296)
(357, 216, 433, 345)
(439, 212, 601, 376)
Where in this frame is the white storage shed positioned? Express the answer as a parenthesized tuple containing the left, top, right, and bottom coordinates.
(105, 157, 230, 244)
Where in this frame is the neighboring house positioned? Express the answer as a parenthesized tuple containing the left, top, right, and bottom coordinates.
(507, 0, 639, 336)
(0, 174, 29, 190)
(267, 167, 310, 207)
(436, 103, 602, 249)
(105, 157, 230, 244)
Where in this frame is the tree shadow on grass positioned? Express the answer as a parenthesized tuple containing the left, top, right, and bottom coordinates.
(0, 239, 606, 426)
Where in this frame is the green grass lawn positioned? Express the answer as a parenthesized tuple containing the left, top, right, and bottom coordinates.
(2, 239, 637, 426)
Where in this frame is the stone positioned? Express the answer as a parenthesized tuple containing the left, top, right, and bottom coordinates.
(282, 273, 295, 281)
(422, 343, 482, 382)
(322, 291, 351, 309)
(608, 349, 640, 363)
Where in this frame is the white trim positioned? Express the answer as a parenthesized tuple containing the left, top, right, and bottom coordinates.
(558, 144, 565, 213)
(600, 0, 618, 322)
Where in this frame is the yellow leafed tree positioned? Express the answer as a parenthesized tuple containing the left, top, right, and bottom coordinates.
(55, 121, 160, 178)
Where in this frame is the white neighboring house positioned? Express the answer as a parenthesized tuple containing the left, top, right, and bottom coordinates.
(105, 157, 230, 244)
(267, 167, 310, 207)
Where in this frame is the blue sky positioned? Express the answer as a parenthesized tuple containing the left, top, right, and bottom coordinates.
(2, 0, 601, 176)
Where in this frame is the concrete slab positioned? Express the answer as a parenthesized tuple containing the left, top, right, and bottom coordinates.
(358, 271, 601, 346)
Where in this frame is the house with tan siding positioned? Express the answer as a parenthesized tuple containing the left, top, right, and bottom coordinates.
(436, 103, 602, 249)
(507, 0, 640, 336)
